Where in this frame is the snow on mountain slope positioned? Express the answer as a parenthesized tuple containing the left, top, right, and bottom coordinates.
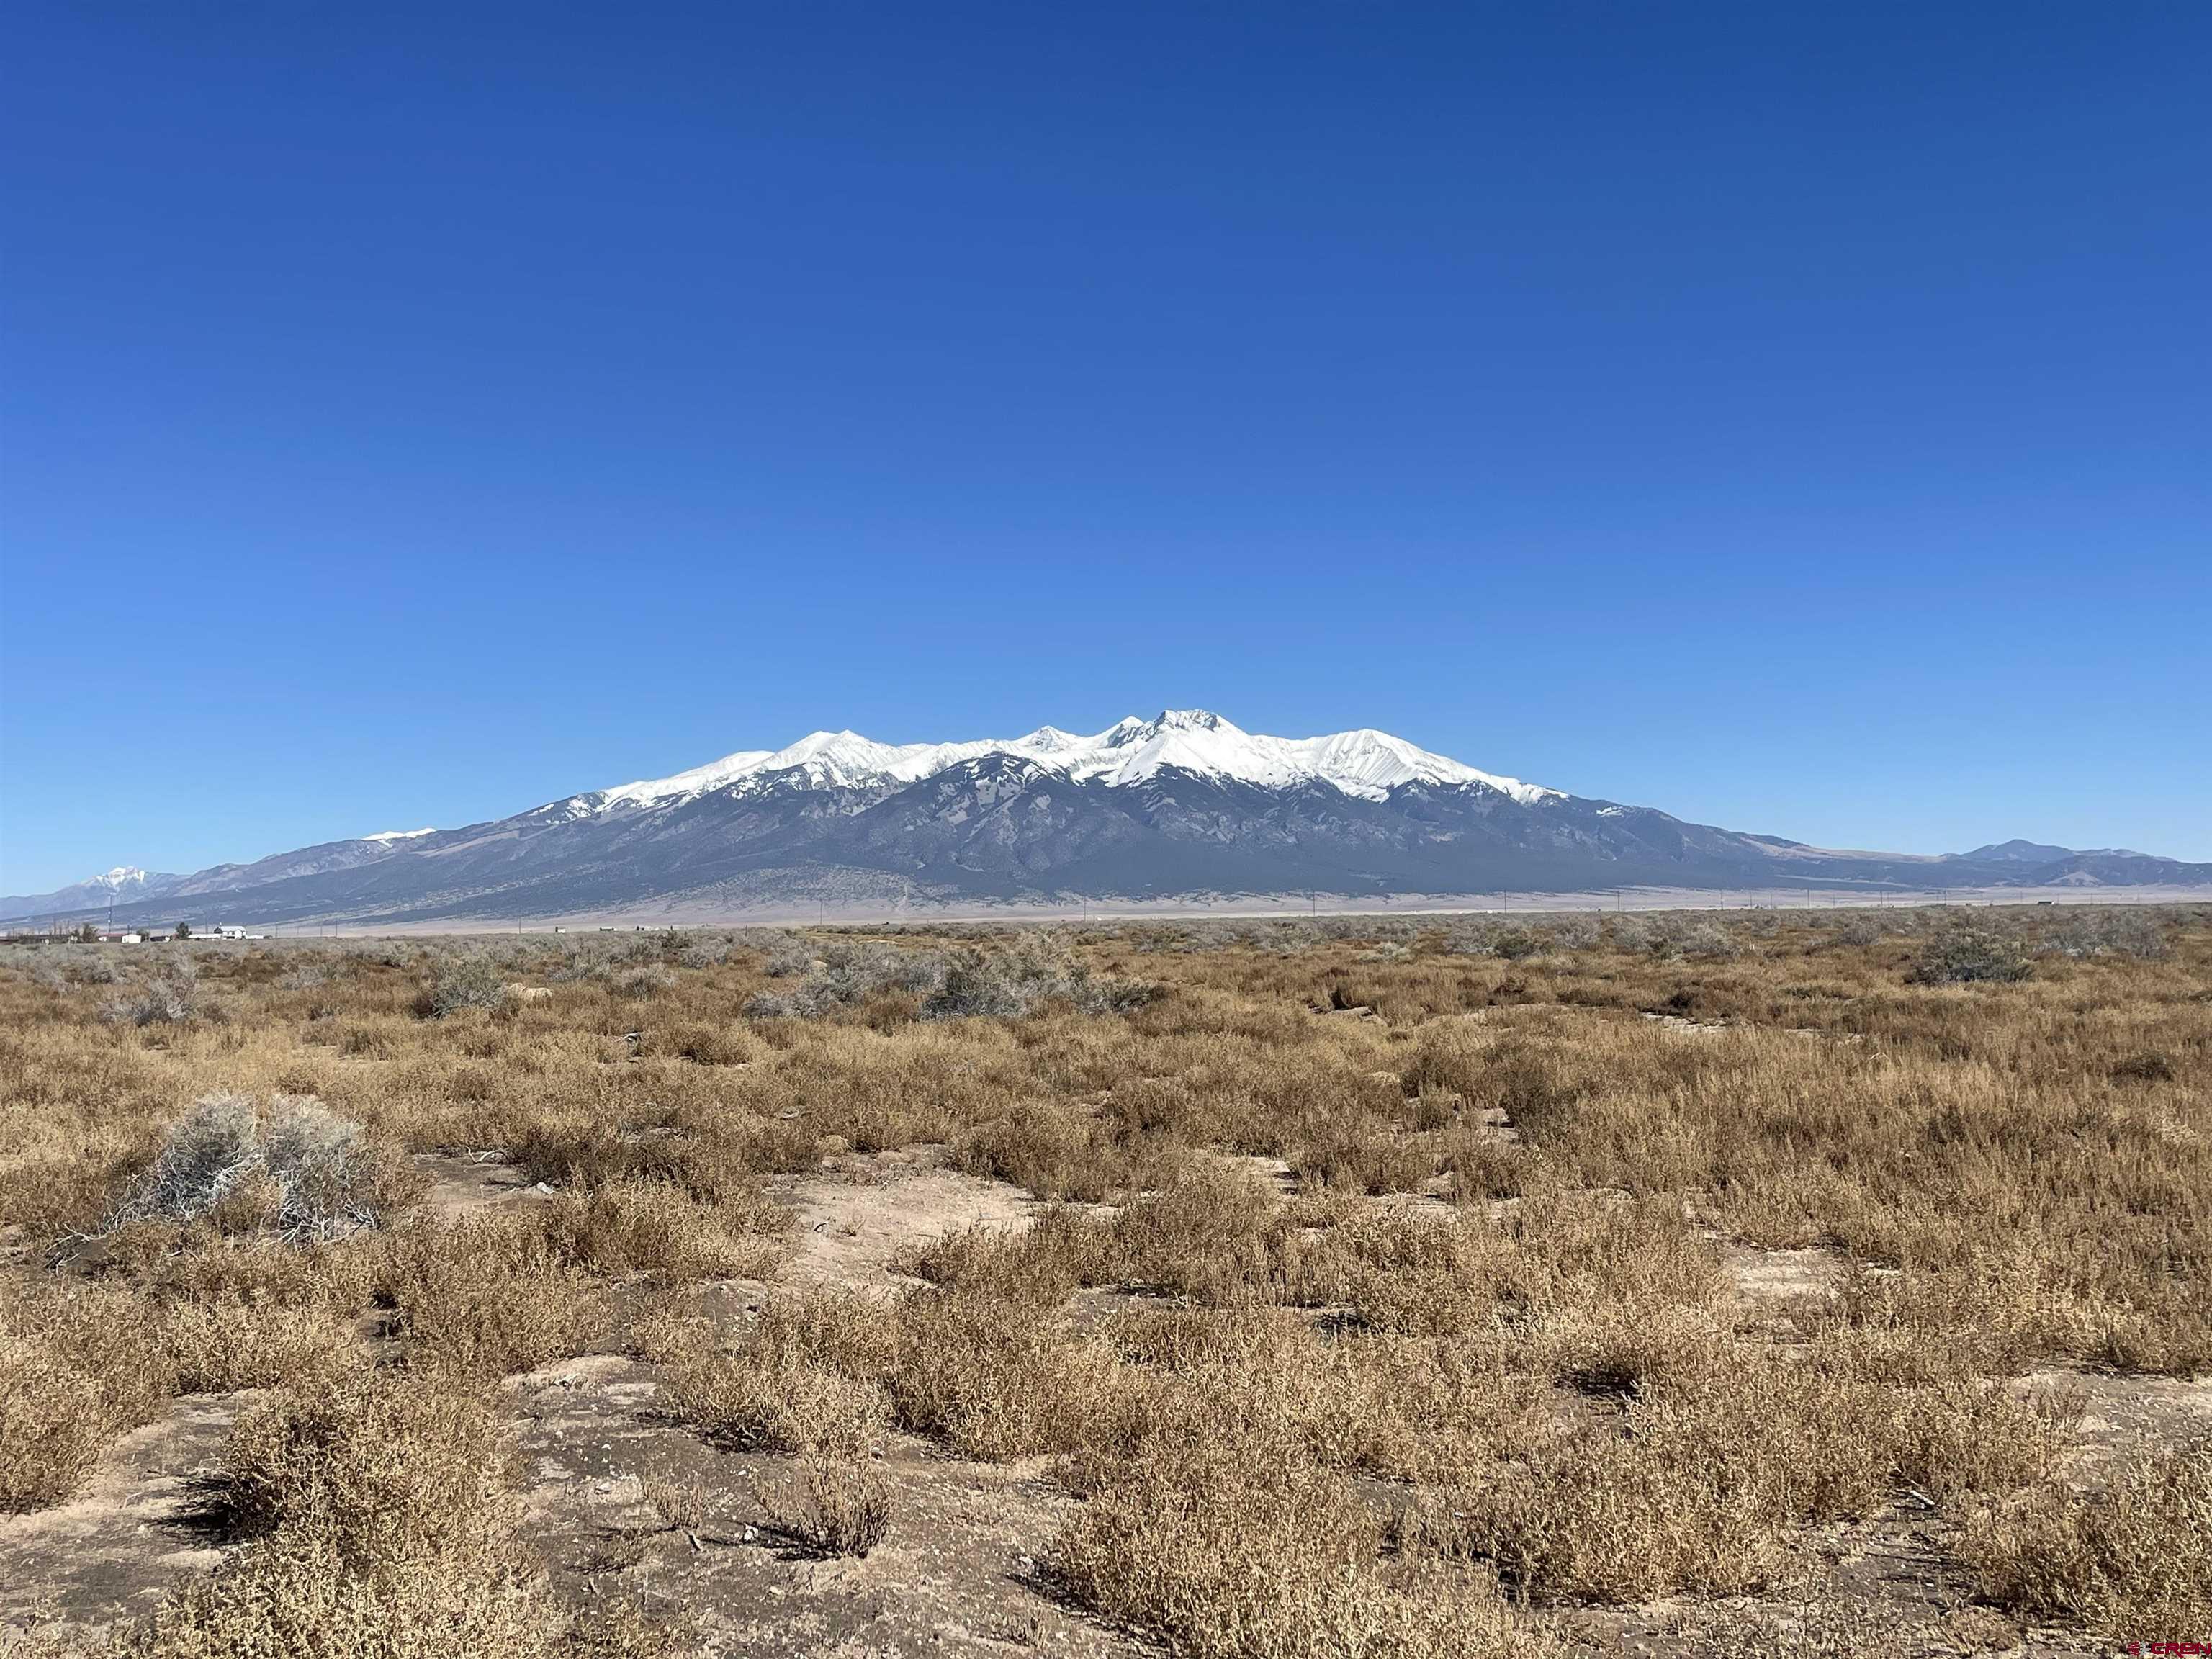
(588, 710, 1558, 810)
(363, 827, 437, 842)
(0, 865, 188, 919)
(600, 749, 777, 807)
(1049, 711, 1557, 801)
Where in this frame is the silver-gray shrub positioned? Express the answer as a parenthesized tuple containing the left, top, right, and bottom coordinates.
(747, 936, 1158, 1022)
(1608, 915, 1664, 956)
(1490, 928, 1544, 961)
(114, 1091, 261, 1225)
(261, 1094, 385, 1238)
(1439, 918, 1505, 957)
(747, 942, 946, 1017)
(1828, 913, 1884, 948)
(1601, 912, 1743, 960)
(921, 938, 1159, 1021)
(920, 949, 1029, 1019)
(112, 1092, 392, 1240)
(102, 952, 201, 1025)
(278, 959, 334, 991)
(544, 936, 616, 983)
(426, 951, 513, 1016)
(1673, 921, 1743, 960)
(544, 933, 671, 984)
(674, 930, 747, 969)
(613, 964, 678, 998)
(1910, 922, 2033, 985)
(760, 936, 817, 978)
(2044, 907, 2170, 961)
(1543, 914, 1604, 951)
(1128, 926, 1197, 956)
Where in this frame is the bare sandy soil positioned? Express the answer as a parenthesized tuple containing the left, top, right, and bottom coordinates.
(506, 1354, 1151, 1658)
(415, 1148, 554, 1218)
(768, 1147, 1041, 1294)
(0, 1393, 253, 1636)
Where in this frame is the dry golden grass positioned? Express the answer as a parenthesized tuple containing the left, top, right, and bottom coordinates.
(373, 1214, 613, 1382)
(1059, 1447, 1545, 1659)
(753, 1455, 894, 1557)
(1964, 1434, 2212, 1633)
(671, 1336, 893, 1457)
(0, 907, 2204, 1653)
(115, 1375, 556, 1658)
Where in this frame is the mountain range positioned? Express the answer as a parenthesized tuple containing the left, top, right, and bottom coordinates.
(6, 711, 2206, 927)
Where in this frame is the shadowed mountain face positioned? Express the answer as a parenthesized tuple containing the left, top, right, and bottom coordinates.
(6, 712, 2207, 925)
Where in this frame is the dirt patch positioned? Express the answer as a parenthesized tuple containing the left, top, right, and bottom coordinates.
(0, 1391, 254, 1637)
(768, 1148, 1039, 1294)
(1700, 1236, 1856, 1340)
(1208, 1151, 1299, 1198)
(413, 1150, 554, 1221)
(1719, 1239, 1847, 1307)
(505, 1354, 1145, 1658)
(1641, 1011, 1730, 1036)
(1573, 1501, 2101, 1658)
(2013, 1363, 2212, 1475)
(1207, 1151, 1470, 1220)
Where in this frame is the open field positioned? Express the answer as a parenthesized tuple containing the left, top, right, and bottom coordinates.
(1, 905, 2206, 1657)
(17, 885, 2212, 940)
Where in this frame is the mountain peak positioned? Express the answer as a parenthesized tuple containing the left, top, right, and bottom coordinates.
(10, 714, 2206, 928)
(1017, 725, 1085, 752)
(1100, 709, 1238, 748)
(1956, 839, 2072, 863)
(580, 712, 1558, 811)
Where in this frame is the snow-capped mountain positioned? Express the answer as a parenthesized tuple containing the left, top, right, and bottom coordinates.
(584, 711, 1555, 812)
(5, 710, 2207, 926)
(0, 865, 186, 920)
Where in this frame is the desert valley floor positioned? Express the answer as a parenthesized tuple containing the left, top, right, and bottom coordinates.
(1, 907, 2206, 1658)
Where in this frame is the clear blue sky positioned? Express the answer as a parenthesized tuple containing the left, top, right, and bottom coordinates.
(4, 2, 2208, 892)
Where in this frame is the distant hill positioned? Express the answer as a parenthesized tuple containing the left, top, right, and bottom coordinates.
(6, 711, 2207, 926)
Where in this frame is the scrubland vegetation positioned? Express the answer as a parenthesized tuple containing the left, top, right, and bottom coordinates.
(1, 905, 2206, 1656)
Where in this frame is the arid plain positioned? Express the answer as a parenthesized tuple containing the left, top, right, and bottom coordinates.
(2, 906, 2206, 1658)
